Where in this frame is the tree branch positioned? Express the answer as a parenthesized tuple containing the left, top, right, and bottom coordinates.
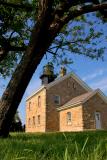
(47, 49, 58, 56)
(38, 0, 54, 18)
(61, 4, 107, 25)
(0, 1, 33, 11)
(50, 3, 107, 37)
(10, 46, 26, 52)
(0, 45, 26, 63)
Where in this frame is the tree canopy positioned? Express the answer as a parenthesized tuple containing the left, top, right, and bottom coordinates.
(0, 0, 32, 77)
(0, 0, 107, 77)
(0, 0, 107, 137)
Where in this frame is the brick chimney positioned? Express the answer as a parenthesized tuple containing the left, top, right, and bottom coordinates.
(60, 67, 67, 77)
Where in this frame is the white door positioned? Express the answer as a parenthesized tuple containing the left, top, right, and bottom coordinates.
(95, 112, 101, 129)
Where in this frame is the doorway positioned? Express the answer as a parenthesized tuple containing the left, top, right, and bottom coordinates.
(95, 112, 101, 129)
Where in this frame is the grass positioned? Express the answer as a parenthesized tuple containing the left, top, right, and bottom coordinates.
(0, 131, 107, 160)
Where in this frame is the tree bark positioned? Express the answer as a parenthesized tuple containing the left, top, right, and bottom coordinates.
(0, 1, 59, 137)
(0, 2, 107, 137)
(0, 32, 49, 137)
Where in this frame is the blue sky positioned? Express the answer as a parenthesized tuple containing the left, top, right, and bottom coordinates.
(0, 13, 107, 124)
(0, 51, 107, 124)
(21, 54, 107, 124)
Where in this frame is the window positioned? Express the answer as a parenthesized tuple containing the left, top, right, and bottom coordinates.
(42, 77, 48, 85)
(38, 96, 41, 107)
(54, 95, 60, 105)
(73, 83, 76, 89)
(29, 102, 31, 111)
(38, 115, 40, 125)
(28, 118, 31, 127)
(33, 116, 35, 126)
(67, 112, 72, 125)
(67, 81, 70, 87)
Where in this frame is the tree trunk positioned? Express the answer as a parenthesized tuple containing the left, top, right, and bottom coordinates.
(0, 12, 59, 137)
(0, 0, 65, 137)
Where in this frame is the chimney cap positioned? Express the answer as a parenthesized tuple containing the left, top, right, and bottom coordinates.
(60, 67, 67, 77)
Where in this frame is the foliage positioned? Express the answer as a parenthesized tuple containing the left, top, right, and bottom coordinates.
(0, 0, 107, 138)
(10, 111, 23, 132)
(0, 131, 107, 159)
(0, 1, 33, 77)
(50, 14, 107, 67)
(0, 0, 107, 77)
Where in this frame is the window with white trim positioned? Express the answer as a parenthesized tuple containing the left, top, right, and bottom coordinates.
(67, 112, 72, 124)
(54, 95, 60, 105)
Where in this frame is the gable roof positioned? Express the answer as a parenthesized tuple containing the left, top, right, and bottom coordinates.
(26, 86, 46, 101)
(46, 72, 92, 91)
(57, 89, 107, 111)
(26, 72, 92, 101)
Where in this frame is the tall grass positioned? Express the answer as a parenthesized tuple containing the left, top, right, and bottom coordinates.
(0, 131, 107, 160)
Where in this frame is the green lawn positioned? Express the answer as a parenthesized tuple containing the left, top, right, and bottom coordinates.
(0, 131, 107, 160)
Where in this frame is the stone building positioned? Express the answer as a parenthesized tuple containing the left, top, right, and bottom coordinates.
(26, 63, 107, 132)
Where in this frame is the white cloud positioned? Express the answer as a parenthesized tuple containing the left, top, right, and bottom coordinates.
(83, 68, 107, 81)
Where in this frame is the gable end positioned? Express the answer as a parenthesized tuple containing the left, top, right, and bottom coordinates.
(47, 72, 92, 92)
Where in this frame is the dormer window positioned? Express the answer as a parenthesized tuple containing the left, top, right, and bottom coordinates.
(54, 95, 60, 105)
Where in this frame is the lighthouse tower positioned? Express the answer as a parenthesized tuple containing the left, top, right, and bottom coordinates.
(40, 62, 57, 85)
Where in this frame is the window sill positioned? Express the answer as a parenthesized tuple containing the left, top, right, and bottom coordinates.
(67, 122, 72, 125)
(37, 124, 41, 127)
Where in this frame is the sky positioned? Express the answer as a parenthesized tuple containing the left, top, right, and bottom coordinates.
(19, 53, 107, 124)
(0, 48, 107, 125)
(0, 12, 107, 125)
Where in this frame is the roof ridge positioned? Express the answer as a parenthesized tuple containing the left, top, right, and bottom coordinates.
(26, 85, 46, 101)
(57, 89, 107, 111)
(26, 72, 92, 101)
(83, 89, 107, 104)
(46, 72, 92, 91)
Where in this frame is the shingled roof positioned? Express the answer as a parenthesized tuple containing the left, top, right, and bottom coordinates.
(57, 89, 107, 111)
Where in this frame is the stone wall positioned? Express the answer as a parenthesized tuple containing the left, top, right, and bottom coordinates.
(59, 105, 83, 131)
(26, 89, 46, 132)
(83, 94, 107, 130)
(46, 75, 87, 131)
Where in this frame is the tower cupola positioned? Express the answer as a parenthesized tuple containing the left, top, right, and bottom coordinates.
(40, 62, 57, 85)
